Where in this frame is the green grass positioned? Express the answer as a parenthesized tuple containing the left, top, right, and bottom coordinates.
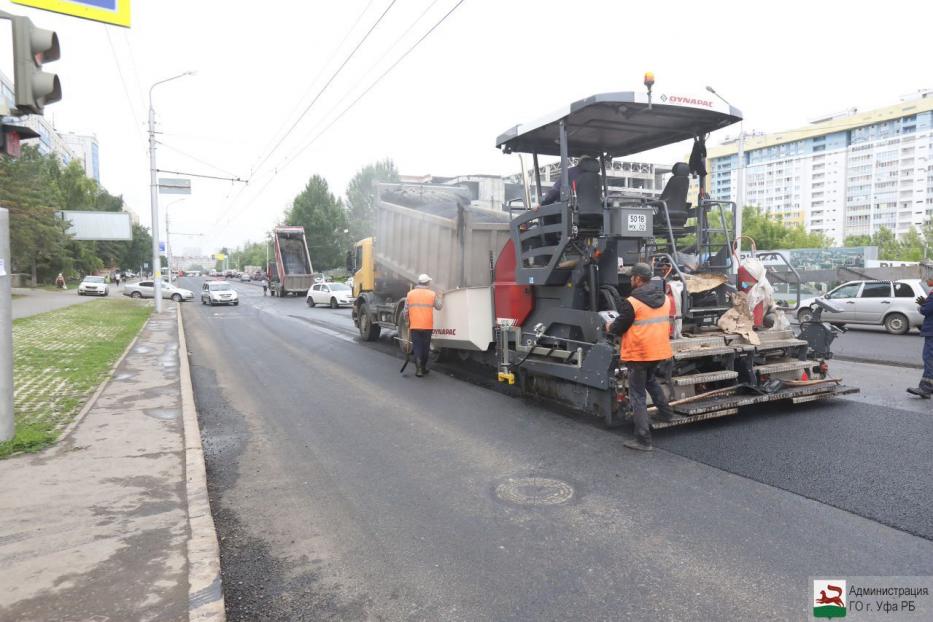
(0, 298, 152, 458)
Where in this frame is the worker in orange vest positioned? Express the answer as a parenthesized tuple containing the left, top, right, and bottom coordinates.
(606, 262, 676, 451)
(406, 274, 444, 377)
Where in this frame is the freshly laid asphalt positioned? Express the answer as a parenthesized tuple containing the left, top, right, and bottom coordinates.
(180, 278, 933, 621)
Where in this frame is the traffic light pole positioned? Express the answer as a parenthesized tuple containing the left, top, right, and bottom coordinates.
(148, 103, 163, 313)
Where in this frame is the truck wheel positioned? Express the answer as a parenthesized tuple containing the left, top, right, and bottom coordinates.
(359, 310, 381, 341)
(330, 297, 338, 309)
(884, 312, 909, 335)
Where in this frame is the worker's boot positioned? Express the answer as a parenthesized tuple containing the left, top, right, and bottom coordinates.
(415, 364, 424, 378)
(907, 378, 933, 399)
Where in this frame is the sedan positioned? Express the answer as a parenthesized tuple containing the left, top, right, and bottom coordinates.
(124, 280, 194, 302)
(307, 282, 353, 308)
(239, 273, 251, 282)
(78, 275, 109, 296)
(201, 281, 239, 306)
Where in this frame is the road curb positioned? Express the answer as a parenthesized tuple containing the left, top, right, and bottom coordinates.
(834, 355, 923, 370)
(177, 303, 226, 622)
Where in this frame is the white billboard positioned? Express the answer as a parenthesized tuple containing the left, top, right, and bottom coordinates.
(57, 210, 132, 241)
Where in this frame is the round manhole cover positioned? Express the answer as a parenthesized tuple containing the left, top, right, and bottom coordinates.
(495, 477, 574, 506)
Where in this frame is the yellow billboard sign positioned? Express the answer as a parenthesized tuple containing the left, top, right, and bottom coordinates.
(12, 0, 131, 28)
(214, 253, 226, 261)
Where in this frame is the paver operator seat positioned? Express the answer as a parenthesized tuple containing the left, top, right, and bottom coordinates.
(658, 161, 690, 230)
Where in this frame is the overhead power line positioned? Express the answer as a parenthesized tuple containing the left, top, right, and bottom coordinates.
(246, 0, 399, 181)
(276, 0, 468, 178)
(219, 0, 394, 221)
(218, 0, 467, 233)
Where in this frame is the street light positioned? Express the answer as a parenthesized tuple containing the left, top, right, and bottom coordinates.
(149, 70, 194, 313)
(706, 85, 745, 254)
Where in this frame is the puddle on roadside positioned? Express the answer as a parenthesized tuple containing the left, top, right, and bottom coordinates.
(143, 408, 180, 420)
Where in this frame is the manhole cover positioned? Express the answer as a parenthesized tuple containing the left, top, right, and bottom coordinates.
(495, 477, 574, 506)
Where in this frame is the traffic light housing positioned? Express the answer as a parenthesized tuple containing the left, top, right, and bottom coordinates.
(10, 13, 62, 114)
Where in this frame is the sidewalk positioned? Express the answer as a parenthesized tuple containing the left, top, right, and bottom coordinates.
(11, 286, 99, 320)
(0, 303, 224, 621)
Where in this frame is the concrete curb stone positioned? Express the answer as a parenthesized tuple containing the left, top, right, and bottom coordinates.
(177, 304, 226, 621)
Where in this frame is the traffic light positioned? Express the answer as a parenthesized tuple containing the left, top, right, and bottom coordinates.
(10, 13, 61, 114)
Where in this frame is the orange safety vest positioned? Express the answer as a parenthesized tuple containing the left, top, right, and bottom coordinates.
(620, 296, 673, 362)
(406, 287, 436, 330)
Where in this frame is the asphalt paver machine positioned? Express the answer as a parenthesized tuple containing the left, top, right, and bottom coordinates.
(492, 89, 857, 428)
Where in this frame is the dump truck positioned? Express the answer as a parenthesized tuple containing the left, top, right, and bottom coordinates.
(268, 226, 313, 297)
(352, 87, 856, 428)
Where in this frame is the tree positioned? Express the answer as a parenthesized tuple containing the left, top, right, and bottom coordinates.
(844, 234, 872, 247)
(119, 224, 152, 273)
(740, 206, 830, 250)
(345, 159, 399, 240)
(0, 146, 69, 284)
(284, 175, 349, 270)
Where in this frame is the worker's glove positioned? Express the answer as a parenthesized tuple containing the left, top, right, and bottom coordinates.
(916, 296, 926, 306)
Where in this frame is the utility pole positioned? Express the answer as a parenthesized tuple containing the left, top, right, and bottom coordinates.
(0, 209, 13, 442)
(707, 86, 745, 254)
(148, 71, 193, 312)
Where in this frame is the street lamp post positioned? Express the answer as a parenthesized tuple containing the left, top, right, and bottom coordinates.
(706, 86, 745, 254)
(149, 71, 193, 312)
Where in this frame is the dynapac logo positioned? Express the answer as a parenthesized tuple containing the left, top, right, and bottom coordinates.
(661, 94, 714, 108)
(433, 328, 456, 336)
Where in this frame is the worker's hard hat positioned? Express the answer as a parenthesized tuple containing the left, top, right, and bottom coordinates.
(630, 263, 653, 280)
(417, 274, 432, 284)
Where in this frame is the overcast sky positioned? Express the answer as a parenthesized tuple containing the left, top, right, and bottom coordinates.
(2, 0, 930, 255)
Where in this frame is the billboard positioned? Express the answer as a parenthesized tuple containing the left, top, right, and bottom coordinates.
(11, 0, 131, 28)
(57, 210, 132, 241)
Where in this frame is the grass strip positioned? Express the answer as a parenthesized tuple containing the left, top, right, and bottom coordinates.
(0, 298, 151, 458)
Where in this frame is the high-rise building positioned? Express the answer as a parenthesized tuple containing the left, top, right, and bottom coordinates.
(707, 92, 933, 245)
(61, 133, 101, 182)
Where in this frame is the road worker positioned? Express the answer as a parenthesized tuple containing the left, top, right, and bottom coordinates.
(606, 262, 676, 451)
(406, 274, 444, 377)
(907, 275, 933, 398)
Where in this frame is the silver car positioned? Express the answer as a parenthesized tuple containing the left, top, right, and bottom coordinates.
(123, 280, 195, 302)
(797, 279, 929, 334)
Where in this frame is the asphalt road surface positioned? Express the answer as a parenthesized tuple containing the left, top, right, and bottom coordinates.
(180, 278, 933, 621)
(826, 323, 925, 368)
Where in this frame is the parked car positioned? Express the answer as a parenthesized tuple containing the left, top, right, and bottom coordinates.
(124, 280, 194, 302)
(306, 282, 353, 308)
(797, 279, 929, 334)
(201, 281, 239, 306)
(77, 275, 109, 296)
(239, 273, 251, 282)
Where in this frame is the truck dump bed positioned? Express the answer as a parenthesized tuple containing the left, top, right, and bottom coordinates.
(374, 183, 511, 292)
(271, 226, 313, 295)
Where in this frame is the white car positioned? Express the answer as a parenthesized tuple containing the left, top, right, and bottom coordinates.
(307, 282, 353, 308)
(797, 279, 929, 334)
(124, 280, 194, 302)
(78, 275, 109, 296)
(201, 281, 239, 306)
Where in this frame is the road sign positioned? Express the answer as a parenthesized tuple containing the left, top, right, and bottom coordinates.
(159, 241, 166, 253)
(11, 0, 131, 27)
(158, 178, 191, 195)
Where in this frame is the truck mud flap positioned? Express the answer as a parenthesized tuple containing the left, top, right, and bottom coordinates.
(651, 384, 859, 429)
